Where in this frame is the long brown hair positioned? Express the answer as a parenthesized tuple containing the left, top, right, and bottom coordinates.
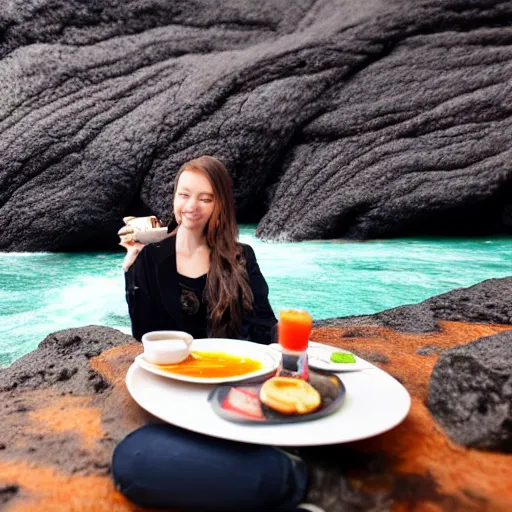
(173, 156, 254, 337)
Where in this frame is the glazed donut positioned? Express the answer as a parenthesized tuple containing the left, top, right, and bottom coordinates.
(259, 377, 321, 415)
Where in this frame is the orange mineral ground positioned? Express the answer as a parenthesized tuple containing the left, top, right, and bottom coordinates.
(1, 321, 511, 511)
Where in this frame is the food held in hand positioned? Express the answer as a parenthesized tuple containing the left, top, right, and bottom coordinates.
(259, 376, 321, 415)
(118, 216, 163, 272)
(330, 352, 356, 364)
(278, 309, 312, 352)
(118, 216, 160, 236)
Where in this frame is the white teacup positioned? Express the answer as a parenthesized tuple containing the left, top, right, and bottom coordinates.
(141, 331, 194, 365)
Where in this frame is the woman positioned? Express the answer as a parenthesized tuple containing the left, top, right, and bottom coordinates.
(113, 156, 327, 512)
(121, 155, 277, 344)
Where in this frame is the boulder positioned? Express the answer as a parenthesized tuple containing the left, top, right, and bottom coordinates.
(0, 326, 130, 394)
(1, 0, 512, 249)
(427, 330, 512, 452)
(0, 326, 154, 478)
(316, 276, 512, 454)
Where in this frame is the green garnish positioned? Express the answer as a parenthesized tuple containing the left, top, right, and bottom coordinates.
(330, 352, 356, 364)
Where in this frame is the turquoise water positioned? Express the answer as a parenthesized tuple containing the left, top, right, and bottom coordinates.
(1, 226, 511, 367)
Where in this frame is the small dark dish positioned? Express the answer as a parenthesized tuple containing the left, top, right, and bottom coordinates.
(208, 371, 346, 425)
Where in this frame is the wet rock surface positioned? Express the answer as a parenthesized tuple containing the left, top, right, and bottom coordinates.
(428, 330, 512, 452)
(1, 0, 512, 250)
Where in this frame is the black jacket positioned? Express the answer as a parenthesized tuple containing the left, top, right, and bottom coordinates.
(125, 235, 277, 344)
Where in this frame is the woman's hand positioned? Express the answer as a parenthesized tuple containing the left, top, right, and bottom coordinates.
(118, 217, 157, 272)
(119, 229, 145, 272)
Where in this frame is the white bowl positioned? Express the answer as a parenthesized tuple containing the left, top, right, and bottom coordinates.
(141, 330, 193, 365)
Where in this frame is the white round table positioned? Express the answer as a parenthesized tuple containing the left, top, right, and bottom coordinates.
(126, 346, 411, 446)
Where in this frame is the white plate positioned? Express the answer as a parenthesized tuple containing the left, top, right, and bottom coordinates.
(136, 338, 281, 384)
(268, 342, 374, 372)
(126, 343, 411, 446)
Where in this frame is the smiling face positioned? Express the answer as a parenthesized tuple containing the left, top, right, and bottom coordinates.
(173, 170, 215, 233)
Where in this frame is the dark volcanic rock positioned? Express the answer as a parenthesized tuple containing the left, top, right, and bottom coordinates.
(1, 305, 512, 508)
(0, 326, 132, 393)
(316, 277, 512, 332)
(1, 1, 512, 249)
(427, 330, 512, 452)
(257, 17, 512, 242)
(0, 326, 152, 477)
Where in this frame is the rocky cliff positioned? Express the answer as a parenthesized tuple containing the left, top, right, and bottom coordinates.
(1, 0, 512, 250)
(1, 277, 511, 511)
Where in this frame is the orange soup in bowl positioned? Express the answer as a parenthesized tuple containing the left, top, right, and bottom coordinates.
(156, 351, 263, 379)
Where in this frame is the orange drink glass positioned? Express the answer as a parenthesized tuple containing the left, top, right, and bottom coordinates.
(278, 309, 312, 353)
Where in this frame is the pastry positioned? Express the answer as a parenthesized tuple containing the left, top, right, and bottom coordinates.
(118, 216, 160, 236)
(259, 376, 321, 415)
